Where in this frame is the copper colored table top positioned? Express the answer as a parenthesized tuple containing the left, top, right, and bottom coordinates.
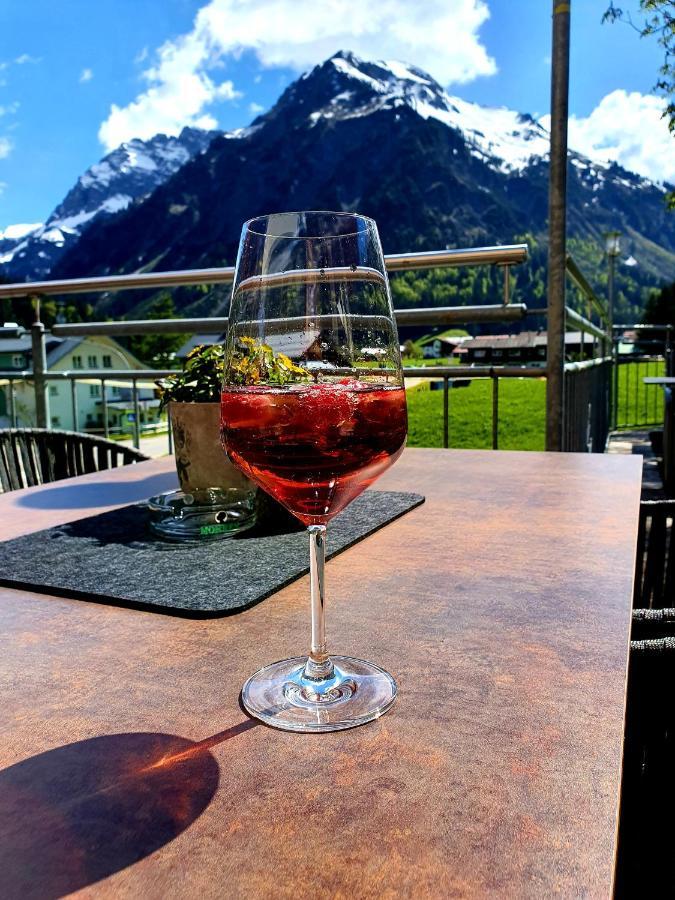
(0, 448, 642, 898)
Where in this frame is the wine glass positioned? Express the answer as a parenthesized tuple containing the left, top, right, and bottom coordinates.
(220, 211, 407, 732)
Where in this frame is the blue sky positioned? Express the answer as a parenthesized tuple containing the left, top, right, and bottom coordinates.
(0, 0, 670, 228)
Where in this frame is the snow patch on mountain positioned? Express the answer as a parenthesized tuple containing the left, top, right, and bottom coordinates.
(0, 127, 218, 280)
(304, 54, 551, 173)
(0, 222, 42, 241)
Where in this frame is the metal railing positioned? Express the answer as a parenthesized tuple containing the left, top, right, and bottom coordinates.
(610, 324, 672, 431)
(0, 242, 618, 454)
(563, 357, 612, 452)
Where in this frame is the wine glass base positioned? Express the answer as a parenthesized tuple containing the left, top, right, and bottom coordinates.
(241, 656, 397, 732)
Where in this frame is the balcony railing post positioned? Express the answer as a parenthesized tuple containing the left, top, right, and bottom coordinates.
(492, 375, 499, 450)
(101, 378, 109, 438)
(9, 380, 17, 427)
(546, 0, 571, 451)
(502, 265, 510, 306)
(443, 376, 449, 449)
(71, 378, 79, 432)
(612, 334, 619, 430)
(132, 379, 141, 449)
(31, 322, 50, 428)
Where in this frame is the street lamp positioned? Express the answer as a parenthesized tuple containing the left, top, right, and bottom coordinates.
(605, 230, 621, 333)
(605, 231, 621, 429)
(605, 231, 621, 259)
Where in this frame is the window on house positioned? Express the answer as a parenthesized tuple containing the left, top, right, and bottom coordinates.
(89, 385, 100, 398)
(49, 385, 59, 397)
(474, 350, 486, 359)
(11, 354, 24, 368)
(51, 416, 60, 426)
(87, 355, 97, 368)
(72, 355, 83, 369)
(102, 355, 112, 368)
(111, 385, 121, 397)
(493, 350, 503, 358)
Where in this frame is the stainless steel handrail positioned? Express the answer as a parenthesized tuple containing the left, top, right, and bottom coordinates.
(0, 243, 529, 300)
(564, 307, 609, 342)
(51, 303, 529, 337)
(566, 254, 609, 325)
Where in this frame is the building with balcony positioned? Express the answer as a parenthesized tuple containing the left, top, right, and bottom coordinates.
(0, 328, 162, 433)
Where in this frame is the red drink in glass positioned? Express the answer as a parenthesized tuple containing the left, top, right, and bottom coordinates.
(221, 381, 407, 526)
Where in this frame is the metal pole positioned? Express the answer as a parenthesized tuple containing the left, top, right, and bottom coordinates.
(492, 376, 499, 450)
(607, 251, 616, 428)
(71, 379, 79, 431)
(613, 342, 619, 428)
(132, 379, 141, 449)
(502, 265, 510, 306)
(546, 0, 571, 451)
(101, 378, 109, 437)
(9, 380, 16, 427)
(31, 321, 50, 428)
(443, 377, 449, 449)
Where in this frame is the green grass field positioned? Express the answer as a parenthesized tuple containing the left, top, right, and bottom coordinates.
(404, 359, 667, 450)
(615, 359, 666, 429)
(406, 376, 547, 450)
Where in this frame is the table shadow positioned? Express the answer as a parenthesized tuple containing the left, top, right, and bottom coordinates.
(16, 473, 177, 510)
(0, 721, 257, 898)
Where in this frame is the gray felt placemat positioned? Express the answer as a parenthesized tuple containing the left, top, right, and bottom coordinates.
(0, 490, 424, 617)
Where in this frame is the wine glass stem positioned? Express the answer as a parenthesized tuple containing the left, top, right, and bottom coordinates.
(304, 524, 334, 681)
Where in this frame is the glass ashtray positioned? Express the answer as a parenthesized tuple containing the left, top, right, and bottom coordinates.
(147, 487, 257, 543)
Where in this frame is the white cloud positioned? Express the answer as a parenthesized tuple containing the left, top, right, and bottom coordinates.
(98, 0, 494, 150)
(541, 90, 674, 184)
(15, 54, 40, 65)
(0, 136, 12, 158)
(0, 101, 19, 117)
(79, 68, 93, 83)
(248, 101, 264, 114)
(135, 46, 149, 64)
(0, 182, 6, 196)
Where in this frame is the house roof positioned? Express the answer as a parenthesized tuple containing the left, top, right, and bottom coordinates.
(46, 337, 84, 366)
(463, 331, 586, 350)
(0, 333, 84, 363)
(0, 332, 145, 369)
(0, 337, 32, 353)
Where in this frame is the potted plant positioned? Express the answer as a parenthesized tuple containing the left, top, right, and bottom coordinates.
(151, 343, 257, 540)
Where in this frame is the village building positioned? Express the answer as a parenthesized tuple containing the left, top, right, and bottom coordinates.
(0, 328, 162, 433)
(462, 331, 597, 367)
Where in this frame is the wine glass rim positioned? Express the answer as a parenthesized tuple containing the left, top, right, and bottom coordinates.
(243, 210, 377, 239)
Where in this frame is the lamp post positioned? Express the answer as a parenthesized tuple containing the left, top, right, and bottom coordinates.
(605, 231, 620, 429)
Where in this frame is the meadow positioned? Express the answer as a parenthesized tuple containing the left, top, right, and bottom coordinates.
(405, 360, 666, 450)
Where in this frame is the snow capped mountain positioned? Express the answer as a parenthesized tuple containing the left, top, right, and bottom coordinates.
(303, 51, 667, 190)
(303, 52, 550, 173)
(5, 49, 674, 305)
(0, 126, 219, 280)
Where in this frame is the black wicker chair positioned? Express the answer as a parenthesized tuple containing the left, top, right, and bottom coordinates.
(615, 630, 675, 897)
(633, 499, 675, 608)
(0, 428, 150, 493)
(615, 500, 675, 894)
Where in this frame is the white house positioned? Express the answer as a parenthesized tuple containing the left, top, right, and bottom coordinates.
(0, 331, 163, 433)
